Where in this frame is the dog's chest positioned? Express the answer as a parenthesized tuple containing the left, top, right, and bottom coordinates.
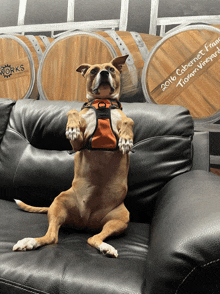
(81, 108, 121, 137)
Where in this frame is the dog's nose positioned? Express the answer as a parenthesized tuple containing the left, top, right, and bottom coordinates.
(100, 70, 109, 77)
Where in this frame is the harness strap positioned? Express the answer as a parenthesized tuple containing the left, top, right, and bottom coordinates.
(82, 99, 122, 151)
(81, 98, 122, 111)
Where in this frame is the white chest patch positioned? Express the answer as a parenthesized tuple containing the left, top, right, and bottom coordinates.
(111, 109, 122, 136)
(81, 109, 96, 137)
(81, 108, 122, 137)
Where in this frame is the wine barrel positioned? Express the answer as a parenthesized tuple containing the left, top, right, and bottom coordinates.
(0, 35, 53, 100)
(142, 25, 220, 120)
(213, 25, 220, 30)
(37, 31, 161, 102)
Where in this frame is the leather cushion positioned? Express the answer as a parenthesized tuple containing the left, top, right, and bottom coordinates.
(146, 170, 220, 294)
(0, 99, 194, 222)
(0, 199, 149, 294)
(0, 99, 15, 144)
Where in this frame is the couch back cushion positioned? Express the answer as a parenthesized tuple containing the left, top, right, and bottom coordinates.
(0, 99, 15, 144)
(0, 99, 194, 222)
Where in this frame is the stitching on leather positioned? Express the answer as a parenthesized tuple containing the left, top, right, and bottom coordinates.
(0, 277, 49, 294)
(175, 259, 220, 294)
(175, 266, 197, 294)
(202, 258, 220, 268)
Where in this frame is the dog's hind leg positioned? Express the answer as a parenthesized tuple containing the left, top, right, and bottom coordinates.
(13, 191, 70, 251)
(87, 203, 129, 258)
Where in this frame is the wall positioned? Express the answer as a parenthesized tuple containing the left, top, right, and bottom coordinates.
(0, 0, 219, 34)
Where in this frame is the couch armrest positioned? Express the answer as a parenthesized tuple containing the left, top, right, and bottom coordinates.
(192, 131, 210, 171)
(146, 170, 220, 294)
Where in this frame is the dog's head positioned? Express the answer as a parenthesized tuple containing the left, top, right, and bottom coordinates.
(76, 55, 128, 101)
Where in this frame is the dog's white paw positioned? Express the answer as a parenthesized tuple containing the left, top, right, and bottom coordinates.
(118, 138, 133, 154)
(13, 238, 39, 251)
(98, 242, 118, 258)
(66, 127, 80, 141)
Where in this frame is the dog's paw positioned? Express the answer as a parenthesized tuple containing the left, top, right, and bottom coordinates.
(118, 138, 133, 154)
(98, 242, 118, 258)
(13, 238, 39, 251)
(66, 127, 81, 141)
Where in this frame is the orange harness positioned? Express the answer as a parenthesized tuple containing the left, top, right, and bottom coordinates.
(81, 99, 122, 151)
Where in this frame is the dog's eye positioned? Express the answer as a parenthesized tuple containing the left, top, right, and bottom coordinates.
(90, 68, 98, 75)
(109, 67, 115, 73)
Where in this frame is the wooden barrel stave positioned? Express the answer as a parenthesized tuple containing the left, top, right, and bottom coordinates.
(142, 25, 220, 120)
(38, 31, 162, 102)
(0, 35, 53, 101)
(0, 36, 33, 100)
(39, 33, 115, 102)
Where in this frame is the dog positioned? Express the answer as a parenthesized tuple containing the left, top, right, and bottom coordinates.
(13, 54, 134, 258)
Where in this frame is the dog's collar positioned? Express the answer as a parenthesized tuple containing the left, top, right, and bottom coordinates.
(81, 98, 122, 111)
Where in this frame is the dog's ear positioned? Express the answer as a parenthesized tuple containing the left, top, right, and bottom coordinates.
(76, 64, 91, 77)
(111, 55, 129, 73)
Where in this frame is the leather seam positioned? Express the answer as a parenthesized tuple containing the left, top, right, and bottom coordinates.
(8, 126, 30, 144)
(13, 148, 25, 186)
(202, 258, 220, 268)
(175, 259, 220, 294)
(175, 267, 197, 294)
(133, 135, 191, 149)
(6, 127, 30, 186)
(0, 277, 49, 294)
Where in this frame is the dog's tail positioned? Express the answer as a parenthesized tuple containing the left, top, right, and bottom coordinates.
(14, 199, 49, 214)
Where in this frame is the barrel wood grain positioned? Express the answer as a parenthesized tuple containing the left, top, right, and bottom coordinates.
(0, 35, 53, 100)
(38, 31, 161, 102)
(39, 33, 115, 102)
(142, 26, 220, 119)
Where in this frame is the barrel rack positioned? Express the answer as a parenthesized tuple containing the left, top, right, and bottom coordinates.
(149, 0, 220, 36)
(0, 0, 129, 37)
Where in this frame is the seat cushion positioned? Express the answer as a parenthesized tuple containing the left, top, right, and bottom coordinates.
(0, 199, 149, 294)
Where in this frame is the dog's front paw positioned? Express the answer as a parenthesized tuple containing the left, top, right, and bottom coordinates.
(118, 138, 133, 154)
(13, 238, 39, 251)
(66, 127, 81, 141)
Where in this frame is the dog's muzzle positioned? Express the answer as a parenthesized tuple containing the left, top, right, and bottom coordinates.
(93, 70, 115, 94)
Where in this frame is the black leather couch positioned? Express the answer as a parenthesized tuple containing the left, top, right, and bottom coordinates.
(0, 98, 220, 294)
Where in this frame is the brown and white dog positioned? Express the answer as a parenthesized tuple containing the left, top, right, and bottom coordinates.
(13, 55, 134, 258)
